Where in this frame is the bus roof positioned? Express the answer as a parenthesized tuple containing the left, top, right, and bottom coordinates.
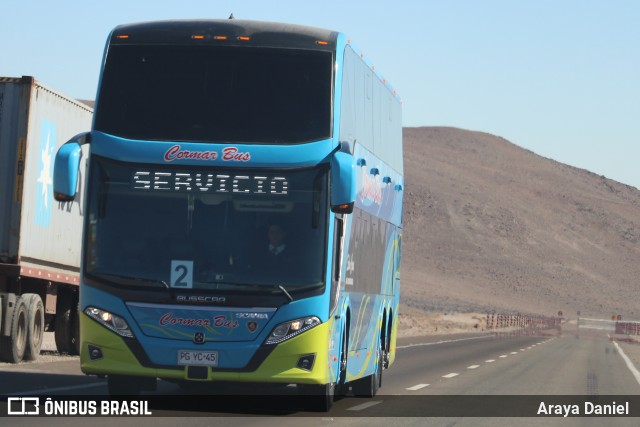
(110, 19, 339, 51)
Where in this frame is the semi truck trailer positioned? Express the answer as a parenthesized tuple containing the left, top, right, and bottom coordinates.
(0, 76, 92, 363)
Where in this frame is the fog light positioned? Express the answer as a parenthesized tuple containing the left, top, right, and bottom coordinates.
(88, 344, 103, 360)
(296, 354, 316, 371)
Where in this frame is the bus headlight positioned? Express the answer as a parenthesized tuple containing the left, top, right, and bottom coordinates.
(265, 316, 321, 345)
(85, 306, 134, 338)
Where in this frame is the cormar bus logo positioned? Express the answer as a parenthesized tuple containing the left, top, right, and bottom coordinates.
(164, 145, 250, 162)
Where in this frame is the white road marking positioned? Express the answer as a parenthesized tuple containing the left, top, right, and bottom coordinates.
(467, 365, 480, 369)
(347, 401, 383, 411)
(613, 341, 640, 386)
(8, 382, 104, 396)
(499, 355, 508, 358)
(442, 373, 459, 378)
(485, 359, 496, 363)
(510, 352, 518, 355)
(520, 349, 525, 351)
(406, 383, 430, 391)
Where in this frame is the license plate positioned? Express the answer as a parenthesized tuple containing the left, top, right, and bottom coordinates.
(178, 350, 218, 366)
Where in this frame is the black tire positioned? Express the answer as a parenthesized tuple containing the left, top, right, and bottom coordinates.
(70, 298, 80, 355)
(377, 337, 384, 389)
(107, 375, 142, 396)
(335, 331, 348, 397)
(55, 291, 79, 355)
(350, 339, 382, 397)
(0, 297, 28, 363)
(298, 383, 334, 412)
(23, 294, 45, 361)
(384, 316, 392, 369)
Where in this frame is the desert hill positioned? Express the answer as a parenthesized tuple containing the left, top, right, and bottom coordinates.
(401, 127, 640, 321)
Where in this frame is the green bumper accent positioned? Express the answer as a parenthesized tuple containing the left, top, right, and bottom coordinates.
(80, 312, 333, 384)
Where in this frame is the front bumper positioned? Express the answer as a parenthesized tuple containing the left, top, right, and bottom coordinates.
(80, 311, 332, 385)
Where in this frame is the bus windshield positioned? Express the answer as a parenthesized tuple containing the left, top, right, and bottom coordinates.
(94, 45, 333, 144)
(84, 156, 328, 293)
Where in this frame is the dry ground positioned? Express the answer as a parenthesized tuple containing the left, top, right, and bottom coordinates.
(400, 127, 640, 329)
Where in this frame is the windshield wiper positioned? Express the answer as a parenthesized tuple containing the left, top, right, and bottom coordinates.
(277, 285, 293, 302)
(288, 283, 324, 293)
(92, 273, 169, 289)
(274, 283, 324, 302)
(191, 281, 322, 302)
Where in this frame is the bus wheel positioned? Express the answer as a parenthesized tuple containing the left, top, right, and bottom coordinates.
(351, 339, 382, 397)
(378, 337, 384, 389)
(0, 297, 28, 363)
(298, 383, 334, 412)
(107, 375, 141, 396)
(23, 294, 45, 361)
(384, 321, 391, 369)
(335, 332, 348, 397)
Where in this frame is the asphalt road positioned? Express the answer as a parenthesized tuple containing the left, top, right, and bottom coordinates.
(2, 327, 640, 426)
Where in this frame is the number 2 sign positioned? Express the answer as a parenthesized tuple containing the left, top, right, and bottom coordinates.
(171, 260, 194, 288)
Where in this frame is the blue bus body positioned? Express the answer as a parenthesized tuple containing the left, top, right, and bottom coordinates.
(54, 19, 402, 409)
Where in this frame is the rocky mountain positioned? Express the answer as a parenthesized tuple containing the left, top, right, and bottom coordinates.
(401, 127, 640, 319)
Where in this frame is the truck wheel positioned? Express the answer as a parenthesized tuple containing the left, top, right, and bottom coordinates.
(70, 299, 80, 355)
(0, 297, 28, 363)
(55, 291, 79, 355)
(23, 294, 45, 361)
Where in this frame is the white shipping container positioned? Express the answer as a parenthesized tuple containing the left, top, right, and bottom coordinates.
(0, 76, 92, 279)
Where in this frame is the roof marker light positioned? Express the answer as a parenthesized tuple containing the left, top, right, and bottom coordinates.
(214, 35, 228, 40)
(316, 40, 329, 45)
(238, 36, 251, 41)
(116, 35, 129, 39)
(191, 35, 205, 40)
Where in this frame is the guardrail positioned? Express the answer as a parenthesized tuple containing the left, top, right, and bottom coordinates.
(484, 312, 562, 335)
(615, 321, 640, 336)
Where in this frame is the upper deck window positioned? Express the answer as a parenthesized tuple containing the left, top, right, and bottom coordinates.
(95, 45, 332, 144)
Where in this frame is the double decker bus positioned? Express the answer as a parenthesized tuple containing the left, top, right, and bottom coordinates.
(54, 19, 403, 411)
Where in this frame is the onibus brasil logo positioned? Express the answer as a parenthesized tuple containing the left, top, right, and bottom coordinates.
(7, 397, 152, 416)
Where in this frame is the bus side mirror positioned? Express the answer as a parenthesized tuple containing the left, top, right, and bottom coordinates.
(53, 132, 89, 202)
(330, 151, 355, 214)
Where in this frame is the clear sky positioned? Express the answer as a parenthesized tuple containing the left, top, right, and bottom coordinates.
(2, 1, 639, 188)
